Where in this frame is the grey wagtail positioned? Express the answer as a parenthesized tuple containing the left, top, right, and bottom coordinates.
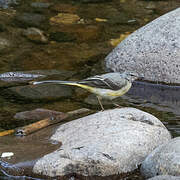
(32, 71, 139, 110)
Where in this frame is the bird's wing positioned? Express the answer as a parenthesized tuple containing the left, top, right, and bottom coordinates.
(78, 75, 126, 90)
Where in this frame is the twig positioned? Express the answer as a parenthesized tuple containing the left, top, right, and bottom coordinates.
(15, 108, 90, 136)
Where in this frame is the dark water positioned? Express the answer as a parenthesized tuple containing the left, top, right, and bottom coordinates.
(0, 0, 180, 179)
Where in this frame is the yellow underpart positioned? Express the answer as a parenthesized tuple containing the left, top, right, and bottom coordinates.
(64, 81, 132, 99)
(63, 82, 94, 92)
(106, 82, 132, 97)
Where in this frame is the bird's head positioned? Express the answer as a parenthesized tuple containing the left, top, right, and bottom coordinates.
(122, 71, 140, 82)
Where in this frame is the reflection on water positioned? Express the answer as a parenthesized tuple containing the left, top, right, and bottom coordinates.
(129, 81, 180, 115)
(126, 81, 180, 136)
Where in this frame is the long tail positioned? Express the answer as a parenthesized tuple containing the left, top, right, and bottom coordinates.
(32, 80, 94, 92)
(32, 80, 78, 86)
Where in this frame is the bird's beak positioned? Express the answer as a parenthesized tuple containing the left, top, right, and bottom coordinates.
(138, 76, 144, 80)
(29, 81, 35, 85)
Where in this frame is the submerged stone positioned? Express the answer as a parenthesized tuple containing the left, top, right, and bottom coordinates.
(22, 27, 48, 44)
(50, 13, 80, 25)
(49, 32, 76, 42)
(15, 13, 46, 28)
(5, 84, 73, 101)
(14, 108, 64, 121)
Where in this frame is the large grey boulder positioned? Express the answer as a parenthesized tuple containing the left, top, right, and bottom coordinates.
(105, 8, 180, 84)
(33, 108, 171, 178)
(148, 175, 180, 180)
(141, 137, 180, 179)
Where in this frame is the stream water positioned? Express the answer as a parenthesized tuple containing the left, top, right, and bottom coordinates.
(0, 0, 180, 179)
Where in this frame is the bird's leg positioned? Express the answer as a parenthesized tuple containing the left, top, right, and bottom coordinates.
(97, 96, 104, 111)
(113, 103, 122, 108)
(111, 100, 122, 108)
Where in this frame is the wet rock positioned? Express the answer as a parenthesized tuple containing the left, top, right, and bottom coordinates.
(14, 13, 46, 28)
(0, 69, 75, 85)
(0, 70, 76, 90)
(51, 3, 78, 14)
(0, 0, 17, 9)
(5, 84, 73, 101)
(50, 13, 80, 25)
(14, 108, 64, 121)
(33, 108, 171, 177)
(31, 2, 51, 9)
(0, 71, 45, 82)
(141, 137, 180, 178)
(148, 175, 180, 180)
(105, 8, 180, 84)
(22, 27, 48, 44)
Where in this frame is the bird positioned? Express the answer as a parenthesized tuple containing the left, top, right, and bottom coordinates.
(31, 71, 139, 110)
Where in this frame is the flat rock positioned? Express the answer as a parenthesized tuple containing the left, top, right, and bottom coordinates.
(33, 108, 171, 178)
(51, 3, 78, 14)
(0, 69, 75, 88)
(14, 108, 63, 121)
(148, 175, 180, 180)
(141, 137, 180, 179)
(0, 71, 45, 82)
(105, 8, 180, 84)
(5, 84, 73, 101)
(31, 2, 51, 9)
